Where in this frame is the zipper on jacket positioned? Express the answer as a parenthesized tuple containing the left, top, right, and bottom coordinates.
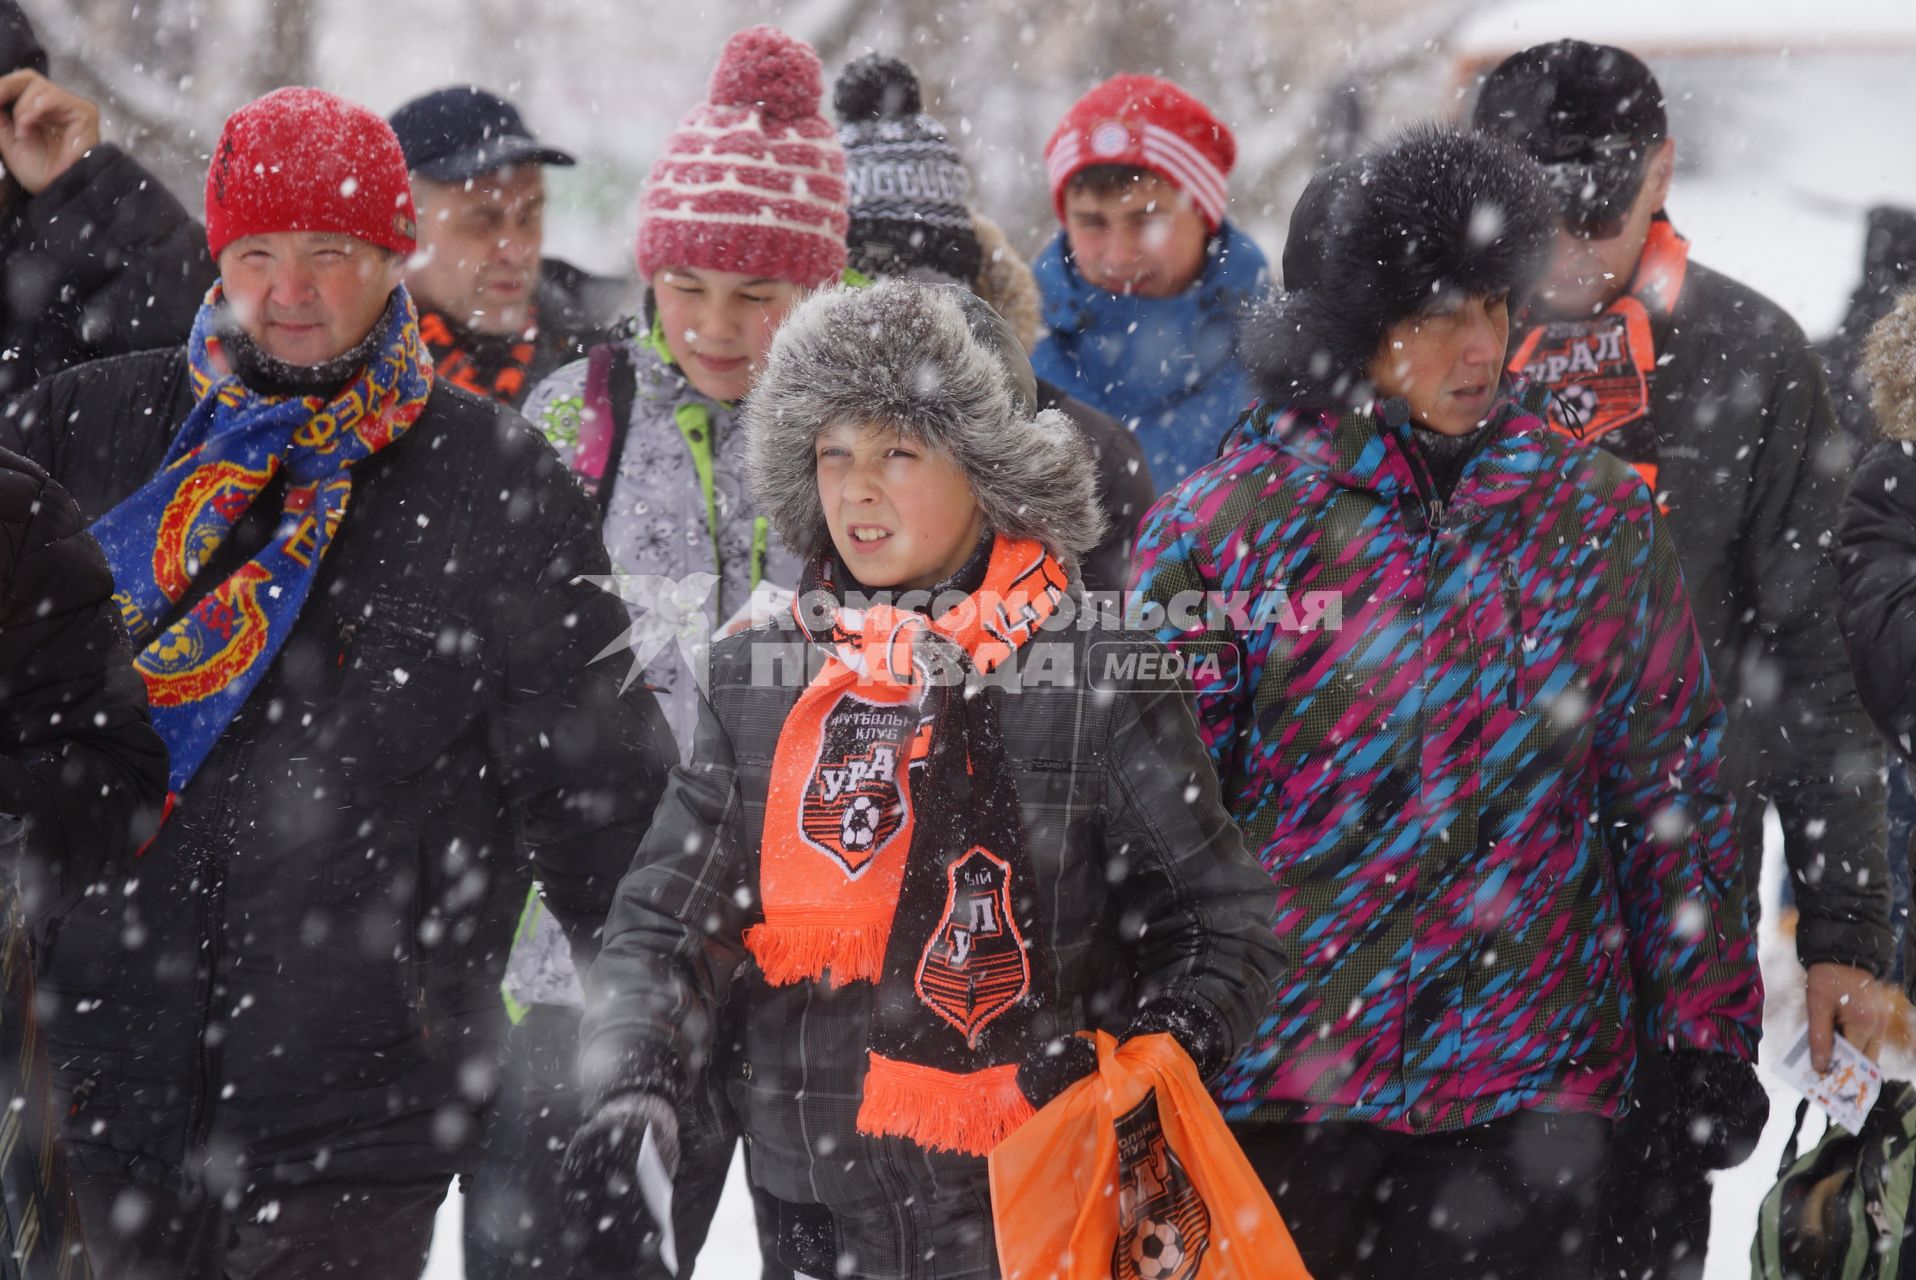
(1382, 425, 1445, 531)
(1500, 561, 1525, 711)
(184, 694, 269, 1153)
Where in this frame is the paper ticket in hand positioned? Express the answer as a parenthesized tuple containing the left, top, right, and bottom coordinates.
(637, 1124, 678, 1275)
(1776, 1028, 1883, 1134)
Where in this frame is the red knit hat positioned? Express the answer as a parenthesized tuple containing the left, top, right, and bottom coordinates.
(1044, 75, 1236, 233)
(636, 26, 849, 289)
(205, 88, 418, 261)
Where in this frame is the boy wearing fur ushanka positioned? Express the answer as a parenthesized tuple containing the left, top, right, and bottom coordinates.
(1132, 127, 1763, 1275)
(565, 279, 1283, 1277)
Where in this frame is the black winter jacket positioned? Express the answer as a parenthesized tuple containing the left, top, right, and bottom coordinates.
(1820, 205, 1916, 452)
(0, 444, 166, 921)
(1514, 252, 1891, 975)
(0, 145, 212, 410)
(1, 348, 675, 1193)
(1838, 291, 1916, 762)
(1841, 438, 1916, 759)
(580, 613, 1284, 1217)
(1036, 379, 1154, 594)
(0, 445, 166, 1278)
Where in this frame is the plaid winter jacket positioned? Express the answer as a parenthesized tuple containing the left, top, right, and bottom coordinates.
(1130, 388, 1762, 1133)
(579, 605, 1284, 1219)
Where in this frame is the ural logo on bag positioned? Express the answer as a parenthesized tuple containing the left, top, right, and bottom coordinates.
(799, 693, 914, 875)
(1113, 1089, 1211, 1280)
(914, 847, 1030, 1044)
(990, 1033, 1307, 1280)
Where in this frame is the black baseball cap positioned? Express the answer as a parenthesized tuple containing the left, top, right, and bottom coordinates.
(1472, 40, 1668, 239)
(388, 86, 575, 183)
(0, 0, 49, 77)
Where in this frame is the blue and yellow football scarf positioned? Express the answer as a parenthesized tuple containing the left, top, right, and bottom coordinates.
(92, 283, 433, 794)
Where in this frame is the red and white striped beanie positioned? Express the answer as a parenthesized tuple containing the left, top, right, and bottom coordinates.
(636, 25, 849, 289)
(1044, 75, 1236, 233)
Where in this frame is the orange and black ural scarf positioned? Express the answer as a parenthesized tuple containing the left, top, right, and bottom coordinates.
(1508, 216, 1690, 505)
(419, 308, 538, 405)
(744, 535, 1070, 1157)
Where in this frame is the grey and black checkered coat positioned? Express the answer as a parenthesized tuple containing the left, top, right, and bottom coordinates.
(580, 608, 1284, 1226)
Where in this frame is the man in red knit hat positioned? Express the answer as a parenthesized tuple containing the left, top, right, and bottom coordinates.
(1, 86, 674, 1279)
(1032, 74, 1270, 486)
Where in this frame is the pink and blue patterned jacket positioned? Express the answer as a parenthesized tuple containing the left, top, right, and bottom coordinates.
(1130, 386, 1762, 1132)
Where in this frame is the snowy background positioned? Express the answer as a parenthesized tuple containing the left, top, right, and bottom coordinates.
(21, 0, 1916, 1273)
(32, 0, 1916, 332)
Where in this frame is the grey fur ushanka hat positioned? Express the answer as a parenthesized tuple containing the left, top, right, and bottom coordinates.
(744, 279, 1105, 564)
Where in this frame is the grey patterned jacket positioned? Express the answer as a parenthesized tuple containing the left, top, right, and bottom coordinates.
(525, 318, 803, 746)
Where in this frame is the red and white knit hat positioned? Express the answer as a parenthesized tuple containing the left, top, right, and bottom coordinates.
(635, 26, 849, 289)
(1044, 75, 1236, 233)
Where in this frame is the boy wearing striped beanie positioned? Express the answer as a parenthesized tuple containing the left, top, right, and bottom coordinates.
(1033, 75, 1270, 485)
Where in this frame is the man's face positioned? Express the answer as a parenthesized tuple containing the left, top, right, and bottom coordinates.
(651, 266, 803, 403)
(407, 166, 546, 335)
(1061, 173, 1210, 299)
(217, 232, 403, 366)
(1533, 138, 1676, 319)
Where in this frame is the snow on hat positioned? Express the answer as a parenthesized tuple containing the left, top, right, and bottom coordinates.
(1243, 126, 1555, 410)
(746, 279, 1103, 563)
(636, 25, 849, 290)
(1044, 74, 1235, 232)
(833, 54, 981, 285)
(1473, 40, 1668, 236)
(205, 88, 417, 261)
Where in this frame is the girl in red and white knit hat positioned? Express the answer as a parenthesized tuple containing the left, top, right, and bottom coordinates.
(635, 24, 849, 297)
(515, 28, 850, 1275)
(521, 22, 842, 763)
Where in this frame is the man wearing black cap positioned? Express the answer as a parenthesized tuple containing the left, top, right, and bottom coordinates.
(389, 85, 633, 408)
(1475, 39, 1893, 1279)
(0, 0, 212, 409)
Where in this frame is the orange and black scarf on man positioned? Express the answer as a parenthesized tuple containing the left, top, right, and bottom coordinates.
(418, 308, 537, 405)
(1508, 215, 1690, 504)
(745, 535, 1070, 1157)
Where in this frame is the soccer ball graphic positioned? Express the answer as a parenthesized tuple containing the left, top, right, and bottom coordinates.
(1559, 382, 1599, 429)
(841, 795, 882, 850)
(1128, 1218, 1187, 1278)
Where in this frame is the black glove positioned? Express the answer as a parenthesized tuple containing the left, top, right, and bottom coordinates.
(1126, 998, 1231, 1081)
(560, 1090, 680, 1269)
(1017, 1034, 1100, 1110)
(1661, 1049, 1769, 1171)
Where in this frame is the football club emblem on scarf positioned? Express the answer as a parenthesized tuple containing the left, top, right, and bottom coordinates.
(91, 283, 433, 794)
(747, 535, 1072, 1156)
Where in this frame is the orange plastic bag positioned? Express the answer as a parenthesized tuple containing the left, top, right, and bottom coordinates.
(988, 1030, 1311, 1280)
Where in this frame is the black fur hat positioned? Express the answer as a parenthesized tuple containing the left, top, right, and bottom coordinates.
(1245, 125, 1556, 411)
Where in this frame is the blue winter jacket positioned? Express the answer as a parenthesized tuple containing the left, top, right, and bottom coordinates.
(1031, 221, 1268, 485)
